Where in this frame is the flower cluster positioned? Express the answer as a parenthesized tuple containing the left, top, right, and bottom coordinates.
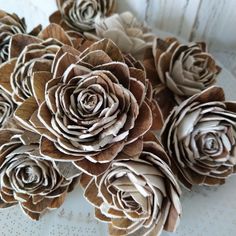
(0, 1, 235, 236)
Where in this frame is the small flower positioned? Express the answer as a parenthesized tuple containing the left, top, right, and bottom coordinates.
(161, 86, 236, 189)
(0, 10, 42, 64)
(50, 0, 116, 32)
(143, 38, 221, 120)
(85, 12, 154, 58)
(81, 133, 182, 235)
(0, 129, 78, 220)
(0, 23, 74, 104)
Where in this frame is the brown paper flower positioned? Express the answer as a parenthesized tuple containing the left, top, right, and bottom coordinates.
(14, 39, 153, 176)
(0, 129, 79, 220)
(144, 37, 221, 120)
(81, 133, 182, 235)
(0, 87, 15, 129)
(0, 10, 41, 64)
(50, 0, 116, 32)
(85, 11, 154, 58)
(0, 23, 75, 105)
(161, 86, 236, 189)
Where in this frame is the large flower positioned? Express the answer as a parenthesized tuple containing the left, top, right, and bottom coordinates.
(143, 37, 221, 120)
(85, 12, 154, 58)
(0, 10, 41, 64)
(161, 86, 236, 189)
(81, 133, 182, 235)
(14, 39, 153, 176)
(0, 87, 15, 129)
(50, 0, 116, 32)
(0, 23, 74, 104)
(0, 129, 79, 220)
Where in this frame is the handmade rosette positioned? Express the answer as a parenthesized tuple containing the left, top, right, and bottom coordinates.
(0, 23, 75, 105)
(82, 133, 182, 235)
(50, 0, 116, 32)
(144, 37, 221, 120)
(0, 10, 27, 63)
(0, 129, 78, 220)
(85, 11, 154, 58)
(161, 86, 236, 189)
(14, 38, 153, 176)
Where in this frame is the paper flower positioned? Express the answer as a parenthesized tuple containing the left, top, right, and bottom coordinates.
(0, 10, 26, 64)
(161, 86, 236, 189)
(81, 133, 182, 235)
(50, 0, 116, 32)
(0, 23, 75, 105)
(0, 129, 79, 220)
(144, 37, 221, 120)
(0, 10, 41, 64)
(14, 39, 153, 176)
(85, 12, 154, 58)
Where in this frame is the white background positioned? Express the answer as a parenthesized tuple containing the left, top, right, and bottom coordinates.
(0, 1, 236, 236)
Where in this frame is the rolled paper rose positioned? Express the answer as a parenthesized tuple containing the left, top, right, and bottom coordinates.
(143, 37, 221, 120)
(0, 88, 15, 129)
(0, 129, 79, 220)
(161, 86, 236, 189)
(81, 133, 182, 235)
(14, 39, 154, 176)
(0, 23, 78, 105)
(85, 12, 154, 59)
(50, 0, 116, 32)
(0, 10, 41, 64)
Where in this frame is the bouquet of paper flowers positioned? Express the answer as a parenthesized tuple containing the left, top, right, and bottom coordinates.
(0, 1, 235, 235)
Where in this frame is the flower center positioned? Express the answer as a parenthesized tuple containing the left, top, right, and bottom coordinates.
(22, 166, 38, 184)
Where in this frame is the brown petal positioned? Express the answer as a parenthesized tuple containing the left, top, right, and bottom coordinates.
(29, 24, 42, 36)
(0, 198, 16, 208)
(194, 86, 225, 104)
(9, 34, 41, 58)
(31, 71, 53, 105)
(164, 204, 180, 232)
(49, 191, 67, 209)
(40, 137, 81, 161)
(129, 78, 145, 106)
(14, 96, 39, 132)
(49, 11, 62, 25)
(20, 206, 41, 221)
(80, 39, 124, 63)
(127, 101, 152, 143)
(146, 99, 164, 130)
(0, 59, 16, 94)
(80, 173, 93, 189)
(74, 158, 111, 176)
(38, 23, 72, 46)
(95, 208, 111, 222)
(93, 141, 125, 163)
(118, 138, 143, 160)
(84, 179, 103, 207)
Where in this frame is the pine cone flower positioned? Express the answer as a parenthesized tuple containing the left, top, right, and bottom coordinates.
(0, 129, 79, 220)
(0, 87, 15, 129)
(161, 86, 236, 189)
(50, 0, 116, 32)
(0, 23, 75, 105)
(144, 37, 221, 120)
(85, 12, 154, 59)
(0, 10, 41, 64)
(14, 39, 153, 176)
(81, 133, 182, 235)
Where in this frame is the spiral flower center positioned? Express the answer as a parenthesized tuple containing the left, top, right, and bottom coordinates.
(22, 166, 39, 183)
